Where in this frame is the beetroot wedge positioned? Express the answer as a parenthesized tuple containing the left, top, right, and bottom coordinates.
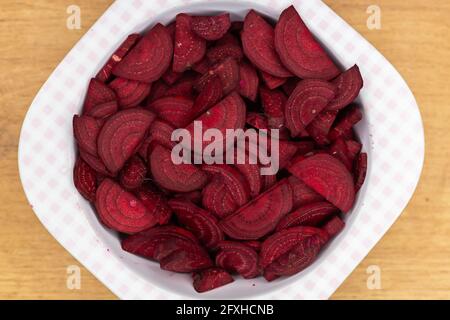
(238, 61, 259, 102)
(191, 75, 223, 119)
(207, 42, 244, 64)
(354, 152, 368, 192)
(97, 108, 155, 174)
(242, 10, 292, 78)
(137, 120, 176, 158)
(216, 241, 260, 279)
(192, 13, 231, 41)
(195, 57, 240, 95)
(119, 155, 147, 190)
(260, 71, 287, 90)
(113, 24, 173, 83)
(73, 156, 97, 202)
(274, 6, 340, 80)
(79, 149, 111, 177)
(327, 65, 364, 111)
(193, 268, 234, 293)
(328, 105, 363, 141)
(169, 199, 224, 249)
(202, 176, 238, 218)
(82, 78, 116, 115)
(276, 202, 338, 231)
(173, 14, 206, 73)
(73, 115, 102, 156)
(288, 154, 355, 213)
(285, 79, 337, 137)
(330, 138, 353, 171)
(287, 176, 324, 209)
(86, 100, 118, 119)
(149, 144, 208, 193)
(307, 110, 338, 145)
(234, 159, 262, 198)
(219, 180, 293, 240)
(148, 96, 193, 128)
(135, 184, 172, 225)
(96, 179, 160, 234)
(109, 77, 151, 109)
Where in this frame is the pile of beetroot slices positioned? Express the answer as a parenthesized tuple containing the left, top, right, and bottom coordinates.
(72, 6, 368, 293)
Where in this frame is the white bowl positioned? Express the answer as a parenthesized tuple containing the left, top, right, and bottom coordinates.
(18, 0, 424, 300)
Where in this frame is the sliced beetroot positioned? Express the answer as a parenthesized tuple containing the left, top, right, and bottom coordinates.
(135, 184, 172, 225)
(238, 61, 259, 102)
(242, 10, 292, 78)
(261, 172, 277, 191)
(149, 144, 208, 193)
(113, 24, 173, 83)
(323, 215, 345, 238)
(327, 65, 364, 111)
(274, 6, 340, 80)
(307, 110, 338, 145)
(82, 78, 116, 115)
(192, 13, 231, 41)
(119, 155, 147, 190)
(193, 268, 234, 293)
(202, 176, 238, 218)
(329, 138, 353, 171)
(79, 149, 111, 177)
(190, 75, 223, 119)
(169, 199, 224, 249)
(328, 106, 363, 141)
(285, 79, 337, 137)
(96, 179, 160, 234)
(195, 57, 240, 95)
(121, 225, 198, 260)
(219, 179, 293, 240)
(207, 42, 244, 64)
(287, 176, 324, 209)
(173, 14, 206, 73)
(73, 156, 97, 202)
(354, 152, 368, 192)
(346, 140, 362, 162)
(288, 154, 355, 213)
(260, 87, 287, 130)
(216, 241, 260, 279)
(276, 202, 338, 231)
(109, 77, 151, 109)
(97, 109, 155, 174)
(96, 34, 141, 82)
(234, 160, 262, 198)
(138, 120, 176, 158)
(260, 71, 287, 90)
(86, 100, 118, 119)
(73, 115, 102, 156)
(148, 96, 193, 128)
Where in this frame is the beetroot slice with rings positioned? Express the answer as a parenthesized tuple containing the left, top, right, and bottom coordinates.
(274, 6, 340, 80)
(173, 14, 206, 73)
(119, 155, 147, 190)
(137, 120, 176, 158)
(285, 79, 337, 137)
(287, 176, 324, 210)
(97, 108, 155, 174)
(191, 13, 231, 41)
(193, 268, 234, 293)
(109, 77, 152, 109)
(241, 10, 292, 78)
(238, 61, 259, 102)
(149, 144, 208, 193)
(216, 241, 260, 279)
(219, 179, 293, 240)
(95, 179, 161, 234)
(202, 176, 238, 218)
(234, 158, 262, 198)
(121, 225, 198, 260)
(148, 96, 194, 128)
(168, 199, 224, 249)
(276, 201, 338, 231)
(195, 57, 240, 95)
(73, 115, 102, 156)
(327, 65, 364, 111)
(82, 78, 116, 115)
(191, 75, 223, 120)
(113, 23, 173, 83)
(73, 156, 97, 202)
(288, 153, 355, 213)
(86, 100, 118, 119)
(135, 184, 172, 226)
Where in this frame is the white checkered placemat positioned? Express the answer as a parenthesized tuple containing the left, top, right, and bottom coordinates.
(18, 0, 424, 300)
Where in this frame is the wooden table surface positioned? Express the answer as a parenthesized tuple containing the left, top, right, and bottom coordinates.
(1, 0, 449, 300)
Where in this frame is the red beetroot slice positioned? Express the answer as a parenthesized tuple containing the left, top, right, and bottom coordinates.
(119, 155, 147, 190)
(287, 176, 324, 209)
(260, 87, 287, 130)
(192, 13, 231, 41)
(149, 96, 193, 128)
(260, 226, 328, 269)
(202, 176, 238, 218)
(219, 179, 293, 240)
(288, 153, 355, 213)
(276, 202, 338, 231)
(96, 179, 159, 234)
(150, 144, 208, 193)
(138, 120, 176, 158)
(193, 268, 234, 293)
(168, 199, 224, 249)
(97, 108, 155, 174)
(79, 149, 111, 177)
(109, 77, 152, 109)
(346, 140, 362, 162)
(327, 65, 364, 111)
(195, 57, 240, 95)
(207, 43, 244, 64)
(329, 138, 353, 171)
(274, 6, 340, 80)
(216, 241, 260, 279)
(354, 152, 368, 192)
(113, 24, 173, 83)
(73, 115, 102, 156)
(173, 14, 206, 73)
(190, 75, 223, 119)
(307, 110, 338, 145)
(135, 185, 172, 225)
(260, 71, 288, 90)
(323, 215, 345, 238)
(73, 156, 97, 202)
(242, 10, 292, 78)
(328, 105, 363, 141)
(82, 78, 116, 115)
(96, 34, 141, 82)
(86, 100, 118, 119)
(238, 61, 259, 102)
(285, 79, 337, 137)
(121, 225, 197, 260)
(234, 159, 262, 198)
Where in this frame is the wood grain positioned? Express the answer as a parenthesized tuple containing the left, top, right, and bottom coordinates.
(0, 0, 449, 300)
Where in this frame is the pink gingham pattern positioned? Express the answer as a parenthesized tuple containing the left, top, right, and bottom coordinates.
(18, 0, 424, 300)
